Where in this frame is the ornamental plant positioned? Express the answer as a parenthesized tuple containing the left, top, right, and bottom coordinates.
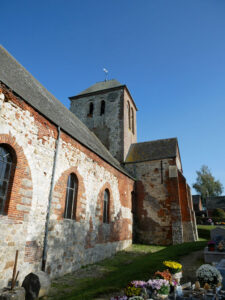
(207, 240, 216, 246)
(217, 240, 225, 252)
(196, 264, 222, 287)
(111, 297, 128, 300)
(163, 261, 182, 274)
(124, 282, 141, 297)
(147, 279, 170, 295)
(131, 281, 147, 288)
(155, 269, 172, 282)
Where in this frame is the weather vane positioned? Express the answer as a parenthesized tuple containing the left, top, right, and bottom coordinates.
(103, 68, 108, 81)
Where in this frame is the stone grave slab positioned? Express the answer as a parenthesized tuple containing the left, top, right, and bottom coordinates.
(204, 247, 225, 263)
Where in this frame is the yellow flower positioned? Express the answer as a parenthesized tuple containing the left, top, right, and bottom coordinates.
(163, 261, 182, 270)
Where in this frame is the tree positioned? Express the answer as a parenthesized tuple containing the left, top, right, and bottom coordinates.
(212, 208, 225, 219)
(193, 165, 223, 199)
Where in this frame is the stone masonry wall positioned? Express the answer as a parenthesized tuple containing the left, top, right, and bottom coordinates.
(0, 84, 134, 288)
(125, 159, 174, 245)
(178, 171, 197, 242)
(123, 89, 137, 161)
(124, 157, 196, 245)
(70, 88, 125, 162)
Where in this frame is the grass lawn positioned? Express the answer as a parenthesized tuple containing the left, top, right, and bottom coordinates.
(197, 224, 216, 240)
(51, 240, 207, 300)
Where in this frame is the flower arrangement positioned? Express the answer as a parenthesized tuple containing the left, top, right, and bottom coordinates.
(155, 269, 172, 282)
(131, 281, 147, 288)
(111, 260, 181, 299)
(217, 240, 225, 252)
(124, 283, 141, 297)
(163, 261, 182, 274)
(207, 240, 216, 246)
(196, 264, 222, 287)
(111, 297, 128, 300)
(207, 240, 216, 251)
(147, 279, 170, 295)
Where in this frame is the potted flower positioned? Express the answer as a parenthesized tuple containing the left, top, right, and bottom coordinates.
(155, 270, 172, 282)
(163, 261, 182, 283)
(196, 264, 222, 288)
(207, 240, 216, 251)
(147, 279, 170, 299)
(217, 240, 225, 252)
(163, 261, 182, 274)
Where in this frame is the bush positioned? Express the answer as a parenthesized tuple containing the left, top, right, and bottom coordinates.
(212, 208, 225, 218)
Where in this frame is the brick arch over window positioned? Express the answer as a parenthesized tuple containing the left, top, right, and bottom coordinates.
(96, 183, 114, 223)
(53, 167, 86, 221)
(0, 134, 33, 221)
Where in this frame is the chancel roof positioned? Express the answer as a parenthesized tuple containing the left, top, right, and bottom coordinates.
(0, 46, 133, 179)
(125, 138, 178, 163)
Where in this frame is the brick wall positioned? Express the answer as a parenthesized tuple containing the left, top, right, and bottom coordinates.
(0, 84, 134, 287)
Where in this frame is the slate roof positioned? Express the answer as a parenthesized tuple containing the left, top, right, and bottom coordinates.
(0, 46, 133, 178)
(125, 138, 178, 163)
(69, 79, 138, 111)
(206, 197, 225, 210)
(76, 80, 123, 96)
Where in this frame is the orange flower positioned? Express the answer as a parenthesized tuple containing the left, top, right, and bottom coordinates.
(155, 269, 172, 282)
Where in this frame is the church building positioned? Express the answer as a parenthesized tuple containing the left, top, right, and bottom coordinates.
(0, 46, 197, 288)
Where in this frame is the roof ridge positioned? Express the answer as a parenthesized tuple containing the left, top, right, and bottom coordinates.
(132, 137, 178, 146)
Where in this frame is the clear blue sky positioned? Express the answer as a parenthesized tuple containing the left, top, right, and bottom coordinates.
(1, 0, 225, 192)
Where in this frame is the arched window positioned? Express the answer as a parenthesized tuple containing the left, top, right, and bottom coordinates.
(127, 101, 131, 129)
(0, 145, 13, 215)
(64, 173, 78, 220)
(88, 102, 94, 117)
(103, 189, 110, 223)
(131, 107, 134, 134)
(100, 100, 105, 116)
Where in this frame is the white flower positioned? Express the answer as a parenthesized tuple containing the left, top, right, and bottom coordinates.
(196, 264, 222, 284)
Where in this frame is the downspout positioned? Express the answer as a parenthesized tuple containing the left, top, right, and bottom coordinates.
(42, 126, 61, 271)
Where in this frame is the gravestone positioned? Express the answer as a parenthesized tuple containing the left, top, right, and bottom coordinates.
(22, 273, 40, 300)
(211, 227, 225, 243)
(204, 227, 225, 263)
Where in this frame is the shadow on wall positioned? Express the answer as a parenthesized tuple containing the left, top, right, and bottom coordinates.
(45, 209, 132, 279)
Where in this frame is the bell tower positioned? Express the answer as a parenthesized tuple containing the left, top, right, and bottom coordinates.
(69, 80, 137, 163)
